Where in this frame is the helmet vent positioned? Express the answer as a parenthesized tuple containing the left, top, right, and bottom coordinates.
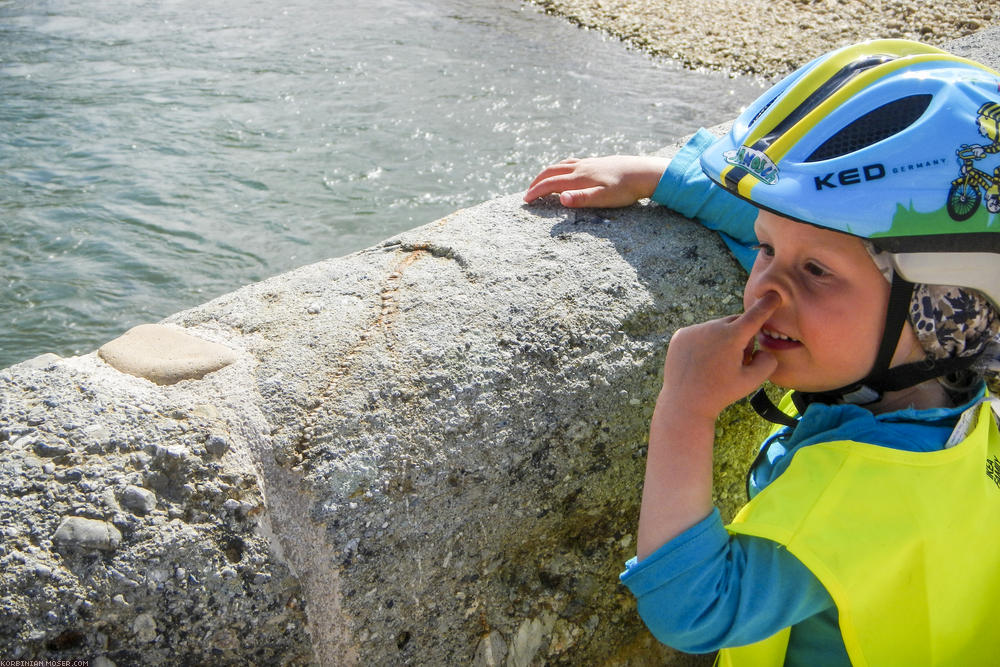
(805, 94, 932, 162)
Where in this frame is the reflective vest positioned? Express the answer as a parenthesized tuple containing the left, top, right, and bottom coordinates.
(717, 395, 1000, 666)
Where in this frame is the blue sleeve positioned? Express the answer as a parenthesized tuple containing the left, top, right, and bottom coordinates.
(652, 128, 759, 272)
(619, 508, 835, 653)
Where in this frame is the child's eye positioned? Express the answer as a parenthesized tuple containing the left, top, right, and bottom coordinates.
(751, 243, 774, 257)
(805, 262, 829, 277)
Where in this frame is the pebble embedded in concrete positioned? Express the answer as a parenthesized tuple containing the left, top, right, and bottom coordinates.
(205, 434, 230, 457)
(97, 323, 237, 385)
(120, 485, 157, 515)
(33, 441, 71, 458)
(473, 630, 508, 667)
(132, 612, 157, 643)
(52, 516, 123, 552)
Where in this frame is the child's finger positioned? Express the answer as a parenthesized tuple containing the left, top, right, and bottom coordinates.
(525, 172, 597, 203)
(560, 186, 604, 207)
(524, 173, 568, 199)
(525, 160, 578, 191)
(733, 291, 780, 335)
(524, 172, 578, 202)
(743, 347, 778, 379)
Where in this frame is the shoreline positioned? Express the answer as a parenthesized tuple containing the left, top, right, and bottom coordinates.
(526, 0, 996, 78)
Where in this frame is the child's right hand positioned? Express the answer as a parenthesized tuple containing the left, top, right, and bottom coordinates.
(523, 155, 669, 209)
(658, 292, 781, 422)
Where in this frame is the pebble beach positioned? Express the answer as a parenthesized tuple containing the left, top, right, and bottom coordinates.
(528, 0, 997, 78)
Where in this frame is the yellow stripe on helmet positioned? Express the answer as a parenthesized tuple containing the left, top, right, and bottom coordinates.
(737, 168, 758, 200)
(765, 53, 1000, 164)
(740, 40, 947, 150)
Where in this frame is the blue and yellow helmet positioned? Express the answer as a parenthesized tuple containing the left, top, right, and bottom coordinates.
(701, 39, 1000, 309)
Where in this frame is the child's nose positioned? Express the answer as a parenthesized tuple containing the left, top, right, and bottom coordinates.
(748, 265, 790, 305)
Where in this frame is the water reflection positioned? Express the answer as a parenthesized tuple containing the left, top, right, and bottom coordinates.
(0, 0, 763, 367)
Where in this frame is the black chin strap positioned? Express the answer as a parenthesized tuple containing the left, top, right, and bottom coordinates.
(750, 388, 798, 428)
(752, 273, 922, 428)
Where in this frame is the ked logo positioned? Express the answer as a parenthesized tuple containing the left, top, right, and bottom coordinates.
(814, 164, 886, 190)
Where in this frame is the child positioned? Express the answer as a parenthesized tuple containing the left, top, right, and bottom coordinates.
(526, 40, 1000, 665)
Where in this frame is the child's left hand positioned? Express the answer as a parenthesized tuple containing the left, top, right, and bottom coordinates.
(658, 291, 780, 423)
(636, 293, 781, 558)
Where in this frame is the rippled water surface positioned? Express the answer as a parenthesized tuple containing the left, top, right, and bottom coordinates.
(0, 0, 763, 368)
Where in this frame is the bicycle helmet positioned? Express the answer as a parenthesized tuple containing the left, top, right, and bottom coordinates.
(699, 40, 1000, 411)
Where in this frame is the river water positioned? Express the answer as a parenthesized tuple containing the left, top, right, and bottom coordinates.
(0, 0, 763, 369)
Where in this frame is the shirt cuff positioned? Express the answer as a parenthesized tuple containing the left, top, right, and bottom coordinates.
(651, 128, 719, 209)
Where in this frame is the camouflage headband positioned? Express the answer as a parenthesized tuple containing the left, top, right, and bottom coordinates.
(909, 284, 1000, 377)
(865, 242, 1000, 379)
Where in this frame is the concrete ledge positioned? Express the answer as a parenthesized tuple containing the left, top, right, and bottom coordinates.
(1, 132, 756, 664)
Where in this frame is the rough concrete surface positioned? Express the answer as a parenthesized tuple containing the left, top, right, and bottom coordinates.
(1, 128, 770, 664)
(3, 25, 999, 667)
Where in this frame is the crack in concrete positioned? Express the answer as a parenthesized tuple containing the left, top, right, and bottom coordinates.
(288, 242, 463, 463)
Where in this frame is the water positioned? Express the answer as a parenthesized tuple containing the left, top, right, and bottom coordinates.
(0, 0, 763, 369)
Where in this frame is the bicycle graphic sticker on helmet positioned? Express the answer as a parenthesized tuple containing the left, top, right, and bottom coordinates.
(948, 102, 1000, 221)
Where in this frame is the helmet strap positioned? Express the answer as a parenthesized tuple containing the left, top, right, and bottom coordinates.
(749, 388, 799, 428)
(831, 270, 916, 401)
(866, 355, 979, 393)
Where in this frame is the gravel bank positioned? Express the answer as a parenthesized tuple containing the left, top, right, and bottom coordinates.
(528, 0, 997, 78)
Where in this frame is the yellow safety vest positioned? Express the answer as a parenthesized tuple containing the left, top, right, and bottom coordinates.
(717, 395, 1000, 666)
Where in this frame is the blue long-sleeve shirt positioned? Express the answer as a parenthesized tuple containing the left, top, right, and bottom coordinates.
(621, 128, 984, 664)
(650, 128, 759, 272)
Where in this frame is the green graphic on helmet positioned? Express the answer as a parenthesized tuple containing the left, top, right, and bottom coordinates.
(723, 146, 779, 184)
(877, 200, 994, 240)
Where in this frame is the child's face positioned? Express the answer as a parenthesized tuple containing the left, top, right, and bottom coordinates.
(743, 211, 921, 392)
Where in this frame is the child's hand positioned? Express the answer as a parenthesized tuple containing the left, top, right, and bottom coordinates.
(523, 156, 669, 209)
(637, 293, 780, 558)
(659, 292, 780, 422)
